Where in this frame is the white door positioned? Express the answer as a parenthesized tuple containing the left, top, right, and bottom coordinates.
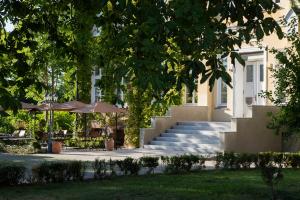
(243, 60, 265, 117)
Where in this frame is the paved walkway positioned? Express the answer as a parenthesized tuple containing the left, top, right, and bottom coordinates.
(0, 148, 216, 169)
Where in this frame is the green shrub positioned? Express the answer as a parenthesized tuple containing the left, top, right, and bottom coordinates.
(64, 137, 105, 149)
(236, 153, 259, 169)
(66, 161, 86, 181)
(215, 152, 223, 169)
(32, 161, 86, 183)
(2, 144, 35, 154)
(108, 159, 117, 177)
(161, 155, 205, 173)
(215, 152, 239, 169)
(93, 159, 107, 179)
(116, 157, 141, 175)
(0, 163, 26, 185)
(0, 141, 5, 152)
(286, 153, 300, 168)
(140, 156, 159, 174)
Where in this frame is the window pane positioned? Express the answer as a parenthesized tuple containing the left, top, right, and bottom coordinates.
(246, 65, 253, 82)
(260, 64, 264, 82)
(95, 67, 100, 76)
(221, 81, 227, 104)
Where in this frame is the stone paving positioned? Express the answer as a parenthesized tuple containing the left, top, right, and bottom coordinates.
(0, 148, 216, 169)
(0, 148, 216, 180)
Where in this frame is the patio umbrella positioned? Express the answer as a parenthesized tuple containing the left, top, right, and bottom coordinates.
(21, 102, 42, 111)
(92, 102, 126, 140)
(52, 100, 88, 111)
(20, 102, 44, 138)
(70, 105, 94, 142)
(92, 102, 125, 113)
(70, 102, 126, 143)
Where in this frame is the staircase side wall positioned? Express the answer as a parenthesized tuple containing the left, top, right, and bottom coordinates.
(140, 105, 209, 147)
(221, 105, 281, 153)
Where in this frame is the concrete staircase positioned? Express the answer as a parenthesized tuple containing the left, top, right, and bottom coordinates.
(143, 121, 232, 154)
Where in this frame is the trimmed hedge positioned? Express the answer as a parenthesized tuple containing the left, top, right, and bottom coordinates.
(215, 152, 300, 169)
(32, 161, 86, 183)
(161, 155, 206, 173)
(0, 163, 26, 185)
(1, 152, 300, 186)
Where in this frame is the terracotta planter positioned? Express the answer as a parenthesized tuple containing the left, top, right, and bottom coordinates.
(52, 141, 62, 154)
(105, 138, 114, 151)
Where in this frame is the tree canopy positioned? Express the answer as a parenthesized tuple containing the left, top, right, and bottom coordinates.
(0, 0, 284, 145)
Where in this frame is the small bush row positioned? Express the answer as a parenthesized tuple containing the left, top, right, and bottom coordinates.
(0, 164, 26, 186)
(215, 152, 300, 169)
(2, 152, 299, 186)
(32, 161, 86, 183)
(161, 155, 206, 173)
(0, 154, 204, 185)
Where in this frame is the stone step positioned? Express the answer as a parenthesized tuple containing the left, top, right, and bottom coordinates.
(155, 136, 220, 144)
(161, 132, 220, 138)
(150, 140, 220, 148)
(144, 144, 221, 154)
(166, 129, 222, 134)
(177, 121, 231, 127)
(172, 125, 231, 131)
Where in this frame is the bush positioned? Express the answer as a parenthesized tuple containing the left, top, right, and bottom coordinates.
(93, 159, 107, 179)
(0, 163, 26, 185)
(32, 161, 86, 183)
(161, 155, 205, 173)
(215, 152, 239, 169)
(236, 153, 255, 169)
(64, 137, 105, 149)
(286, 153, 300, 168)
(0, 141, 5, 152)
(116, 157, 141, 175)
(215, 152, 300, 170)
(140, 156, 159, 174)
(2, 144, 35, 154)
(66, 161, 86, 181)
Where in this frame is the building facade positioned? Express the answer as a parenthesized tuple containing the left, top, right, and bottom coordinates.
(141, 0, 299, 153)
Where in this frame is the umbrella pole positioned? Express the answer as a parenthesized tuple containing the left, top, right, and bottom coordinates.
(115, 113, 118, 149)
(84, 113, 87, 147)
(33, 112, 36, 138)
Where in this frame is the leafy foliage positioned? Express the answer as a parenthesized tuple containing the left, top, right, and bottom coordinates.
(96, 0, 283, 145)
(261, 20, 300, 138)
(0, 0, 283, 146)
(0, 163, 26, 185)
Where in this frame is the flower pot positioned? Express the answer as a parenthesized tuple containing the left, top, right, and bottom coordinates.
(105, 138, 114, 151)
(52, 141, 62, 154)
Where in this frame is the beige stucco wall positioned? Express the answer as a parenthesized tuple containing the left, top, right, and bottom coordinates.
(198, 1, 294, 118)
(221, 105, 281, 153)
(140, 105, 209, 146)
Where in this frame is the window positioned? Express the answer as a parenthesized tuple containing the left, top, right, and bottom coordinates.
(246, 65, 254, 82)
(185, 86, 198, 104)
(95, 66, 100, 76)
(217, 58, 228, 106)
(260, 64, 264, 82)
(185, 79, 198, 104)
(95, 87, 104, 101)
(220, 81, 227, 104)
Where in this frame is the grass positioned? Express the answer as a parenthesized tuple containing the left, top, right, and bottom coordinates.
(0, 169, 300, 200)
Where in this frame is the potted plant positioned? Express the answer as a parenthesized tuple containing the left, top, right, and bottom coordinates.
(104, 126, 114, 151)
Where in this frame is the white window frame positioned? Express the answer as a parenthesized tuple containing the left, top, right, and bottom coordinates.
(217, 79, 228, 107)
(216, 58, 228, 107)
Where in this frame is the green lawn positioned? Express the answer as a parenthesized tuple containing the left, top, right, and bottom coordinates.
(0, 169, 300, 200)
